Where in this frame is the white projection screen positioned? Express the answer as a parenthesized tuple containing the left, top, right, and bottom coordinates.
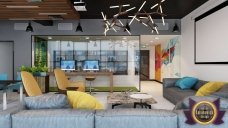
(195, 1, 228, 64)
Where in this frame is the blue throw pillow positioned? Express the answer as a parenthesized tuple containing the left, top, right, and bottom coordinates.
(175, 77, 198, 89)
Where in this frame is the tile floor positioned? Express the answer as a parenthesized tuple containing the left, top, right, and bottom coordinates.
(0, 81, 175, 111)
(93, 81, 175, 109)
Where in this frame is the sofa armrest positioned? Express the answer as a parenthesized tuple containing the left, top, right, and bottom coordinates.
(163, 78, 180, 88)
(0, 103, 24, 128)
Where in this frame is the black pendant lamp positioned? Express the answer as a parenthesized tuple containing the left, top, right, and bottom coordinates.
(124, 21, 131, 32)
(76, 21, 83, 32)
(26, 21, 33, 32)
(172, 23, 179, 33)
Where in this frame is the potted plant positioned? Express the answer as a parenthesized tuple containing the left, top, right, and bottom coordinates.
(19, 65, 49, 76)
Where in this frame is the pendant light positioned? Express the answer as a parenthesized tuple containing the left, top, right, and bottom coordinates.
(172, 23, 179, 33)
(76, 20, 83, 32)
(124, 21, 131, 32)
(26, 21, 33, 32)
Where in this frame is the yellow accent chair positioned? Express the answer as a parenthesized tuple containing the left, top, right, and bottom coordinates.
(21, 71, 42, 97)
(54, 68, 85, 94)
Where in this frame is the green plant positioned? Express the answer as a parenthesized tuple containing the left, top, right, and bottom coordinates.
(19, 65, 32, 72)
(19, 65, 48, 73)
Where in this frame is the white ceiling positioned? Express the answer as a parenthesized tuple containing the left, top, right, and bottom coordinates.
(140, 35, 179, 46)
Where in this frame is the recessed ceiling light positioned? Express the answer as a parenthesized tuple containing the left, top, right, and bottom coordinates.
(6, 5, 39, 8)
(141, 45, 146, 48)
(155, 37, 159, 40)
(150, 40, 154, 43)
(48, 36, 52, 40)
(85, 37, 90, 40)
(39, 13, 67, 15)
(122, 37, 127, 40)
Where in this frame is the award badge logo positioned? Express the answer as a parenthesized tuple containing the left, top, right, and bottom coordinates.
(184, 98, 225, 125)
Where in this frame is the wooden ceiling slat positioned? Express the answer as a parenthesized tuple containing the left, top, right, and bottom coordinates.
(0, 0, 80, 20)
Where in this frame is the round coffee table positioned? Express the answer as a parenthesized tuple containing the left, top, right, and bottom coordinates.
(130, 94, 153, 109)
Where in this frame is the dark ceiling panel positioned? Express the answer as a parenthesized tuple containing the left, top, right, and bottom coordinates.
(77, 0, 208, 19)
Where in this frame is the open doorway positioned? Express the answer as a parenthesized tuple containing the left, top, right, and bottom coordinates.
(140, 50, 150, 80)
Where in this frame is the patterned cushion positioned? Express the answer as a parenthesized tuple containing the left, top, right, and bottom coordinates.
(24, 94, 69, 110)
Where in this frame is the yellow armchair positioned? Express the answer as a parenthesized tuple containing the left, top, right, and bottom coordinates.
(54, 68, 85, 93)
(21, 71, 42, 97)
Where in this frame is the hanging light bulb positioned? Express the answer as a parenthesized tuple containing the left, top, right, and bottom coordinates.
(67, 42, 70, 47)
(94, 41, 97, 47)
(26, 21, 33, 32)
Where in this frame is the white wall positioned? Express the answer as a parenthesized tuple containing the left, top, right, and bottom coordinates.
(150, 46, 155, 79)
(0, 42, 13, 79)
(181, 0, 228, 81)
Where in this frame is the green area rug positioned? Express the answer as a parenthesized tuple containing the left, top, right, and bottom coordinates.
(49, 86, 139, 92)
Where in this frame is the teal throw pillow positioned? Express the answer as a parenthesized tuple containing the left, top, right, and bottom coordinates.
(175, 77, 198, 89)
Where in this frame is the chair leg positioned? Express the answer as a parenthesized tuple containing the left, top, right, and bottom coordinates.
(89, 81, 92, 94)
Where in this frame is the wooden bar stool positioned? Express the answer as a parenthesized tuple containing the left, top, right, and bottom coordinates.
(85, 76, 96, 94)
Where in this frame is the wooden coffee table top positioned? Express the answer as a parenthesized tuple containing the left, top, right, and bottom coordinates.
(107, 92, 157, 104)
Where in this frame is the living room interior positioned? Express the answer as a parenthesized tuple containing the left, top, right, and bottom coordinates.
(1, 0, 228, 128)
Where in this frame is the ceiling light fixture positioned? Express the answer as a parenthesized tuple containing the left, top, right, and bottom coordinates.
(101, 3, 136, 36)
(76, 21, 83, 32)
(124, 21, 131, 32)
(94, 42, 97, 47)
(26, 21, 33, 32)
(48, 36, 52, 40)
(67, 42, 71, 47)
(6, 5, 39, 8)
(74, 0, 87, 11)
(129, 0, 167, 34)
(172, 23, 180, 33)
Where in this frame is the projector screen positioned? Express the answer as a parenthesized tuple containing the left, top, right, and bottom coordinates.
(195, 1, 228, 64)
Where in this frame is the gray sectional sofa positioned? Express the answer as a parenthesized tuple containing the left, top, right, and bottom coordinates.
(163, 78, 228, 105)
(1, 106, 228, 128)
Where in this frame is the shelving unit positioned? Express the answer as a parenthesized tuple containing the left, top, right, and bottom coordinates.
(53, 50, 128, 75)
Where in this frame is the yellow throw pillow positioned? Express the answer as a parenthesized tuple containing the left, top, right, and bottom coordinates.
(195, 82, 226, 96)
(67, 91, 104, 109)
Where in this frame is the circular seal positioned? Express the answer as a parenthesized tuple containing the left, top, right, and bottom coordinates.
(192, 101, 218, 125)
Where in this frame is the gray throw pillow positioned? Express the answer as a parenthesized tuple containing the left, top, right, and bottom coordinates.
(24, 94, 69, 110)
(193, 80, 208, 90)
(175, 96, 228, 110)
(213, 84, 228, 98)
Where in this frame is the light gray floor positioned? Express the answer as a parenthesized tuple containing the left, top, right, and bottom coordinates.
(0, 81, 175, 111)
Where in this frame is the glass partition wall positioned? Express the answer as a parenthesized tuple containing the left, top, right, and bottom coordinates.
(32, 36, 140, 91)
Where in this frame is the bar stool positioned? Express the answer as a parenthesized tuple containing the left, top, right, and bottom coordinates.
(85, 76, 96, 94)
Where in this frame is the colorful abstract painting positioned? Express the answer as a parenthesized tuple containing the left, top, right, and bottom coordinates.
(161, 36, 181, 78)
(155, 44, 161, 81)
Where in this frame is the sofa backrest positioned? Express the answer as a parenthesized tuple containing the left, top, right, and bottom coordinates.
(12, 109, 95, 128)
(192, 80, 208, 90)
(95, 109, 177, 128)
